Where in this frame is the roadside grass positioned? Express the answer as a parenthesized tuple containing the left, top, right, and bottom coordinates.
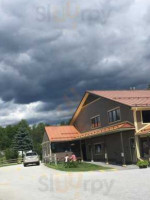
(0, 156, 21, 168)
(45, 162, 112, 172)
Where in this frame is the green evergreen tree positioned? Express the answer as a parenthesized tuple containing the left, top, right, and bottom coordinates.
(147, 84, 150, 90)
(13, 120, 33, 158)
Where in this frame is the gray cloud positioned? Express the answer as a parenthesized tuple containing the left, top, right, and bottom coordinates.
(0, 0, 149, 126)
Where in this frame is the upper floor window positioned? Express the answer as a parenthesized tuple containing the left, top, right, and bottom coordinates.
(91, 115, 101, 128)
(108, 108, 121, 123)
(142, 110, 150, 123)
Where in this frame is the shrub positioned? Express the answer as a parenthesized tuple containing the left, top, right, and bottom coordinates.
(64, 161, 78, 168)
(5, 148, 18, 160)
(137, 160, 149, 168)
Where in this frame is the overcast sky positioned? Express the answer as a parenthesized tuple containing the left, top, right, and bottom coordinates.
(0, 0, 150, 126)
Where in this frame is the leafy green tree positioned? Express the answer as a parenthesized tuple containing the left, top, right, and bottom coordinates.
(13, 120, 33, 158)
(31, 123, 45, 159)
(60, 121, 66, 125)
(60, 119, 71, 125)
(5, 124, 18, 148)
(5, 148, 18, 160)
(0, 119, 46, 160)
(147, 84, 150, 90)
(0, 127, 7, 150)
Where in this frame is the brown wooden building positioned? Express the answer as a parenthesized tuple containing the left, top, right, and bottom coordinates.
(42, 90, 150, 165)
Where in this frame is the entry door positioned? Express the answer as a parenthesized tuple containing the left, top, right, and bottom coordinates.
(130, 138, 137, 163)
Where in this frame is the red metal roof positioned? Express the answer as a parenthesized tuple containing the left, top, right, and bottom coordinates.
(45, 126, 80, 142)
(45, 122, 135, 142)
(79, 121, 135, 139)
(137, 125, 150, 135)
(89, 90, 150, 107)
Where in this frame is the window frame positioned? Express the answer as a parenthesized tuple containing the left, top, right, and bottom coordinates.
(91, 115, 101, 129)
(141, 110, 150, 124)
(107, 107, 121, 124)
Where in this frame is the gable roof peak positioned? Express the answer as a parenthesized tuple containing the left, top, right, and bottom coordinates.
(88, 90, 150, 107)
(70, 89, 150, 125)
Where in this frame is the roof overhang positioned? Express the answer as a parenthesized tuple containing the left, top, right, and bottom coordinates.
(49, 139, 76, 143)
(74, 121, 134, 141)
(70, 90, 150, 125)
(70, 92, 89, 125)
(50, 127, 135, 142)
(132, 107, 150, 111)
(45, 122, 135, 143)
(76, 127, 135, 140)
(136, 124, 150, 136)
(45, 126, 80, 142)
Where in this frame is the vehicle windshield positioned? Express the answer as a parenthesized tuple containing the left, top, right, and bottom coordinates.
(26, 152, 37, 156)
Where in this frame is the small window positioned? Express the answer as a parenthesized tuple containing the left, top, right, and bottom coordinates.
(142, 111, 150, 123)
(108, 108, 121, 123)
(94, 144, 103, 154)
(91, 115, 101, 128)
(116, 109, 121, 121)
(26, 152, 37, 156)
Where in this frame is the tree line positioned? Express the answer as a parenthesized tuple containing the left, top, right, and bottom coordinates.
(0, 120, 46, 160)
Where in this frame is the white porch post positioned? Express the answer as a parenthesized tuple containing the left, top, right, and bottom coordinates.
(90, 141, 94, 162)
(133, 109, 141, 159)
(49, 142, 52, 162)
(135, 135, 140, 159)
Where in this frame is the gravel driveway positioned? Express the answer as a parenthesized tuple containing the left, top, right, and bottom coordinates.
(0, 164, 150, 200)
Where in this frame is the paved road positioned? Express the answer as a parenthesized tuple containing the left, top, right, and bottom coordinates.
(0, 164, 150, 200)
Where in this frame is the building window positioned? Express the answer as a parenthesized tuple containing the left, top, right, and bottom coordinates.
(108, 108, 121, 123)
(91, 115, 101, 128)
(141, 138, 149, 158)
(94, 143, 103, 154)
(142, 110, 150, 123)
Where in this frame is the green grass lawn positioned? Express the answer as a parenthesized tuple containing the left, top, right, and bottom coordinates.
(45, 162, 112, 172)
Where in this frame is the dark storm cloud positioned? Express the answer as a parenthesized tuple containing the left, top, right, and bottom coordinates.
(0, 0, 150, 125)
